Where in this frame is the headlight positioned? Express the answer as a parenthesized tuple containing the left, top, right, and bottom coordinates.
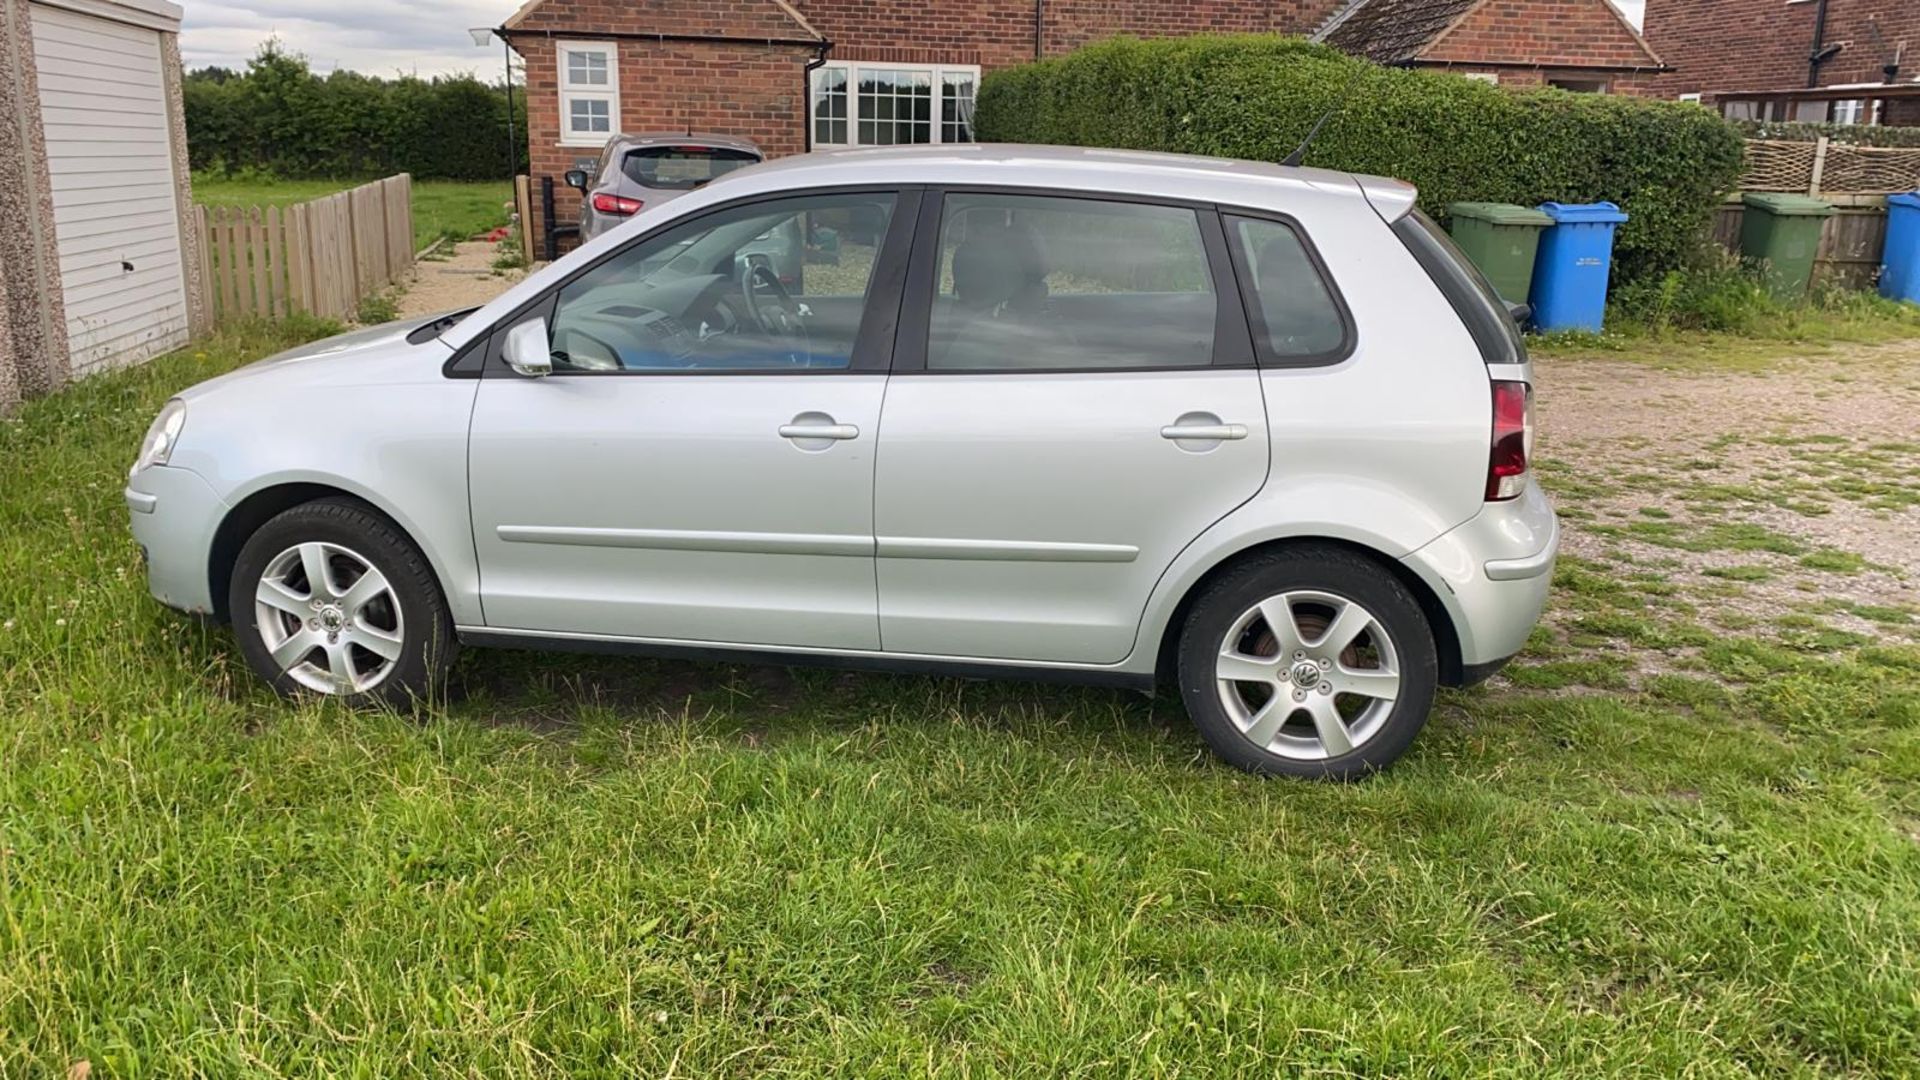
(131, 400, 187, 476)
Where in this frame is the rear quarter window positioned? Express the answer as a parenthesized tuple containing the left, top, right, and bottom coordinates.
(1223, 215, 1351, 366)
(1392, 209, 1526, 367)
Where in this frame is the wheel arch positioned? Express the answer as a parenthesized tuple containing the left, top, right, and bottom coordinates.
(208, 483, 436, 622)
(1149, 536, 1465, 689)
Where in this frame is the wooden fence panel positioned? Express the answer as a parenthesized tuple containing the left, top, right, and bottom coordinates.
(1711, 202, 1887, 289)
(198, 175, 416, 328)
(219, 206, 241, 319)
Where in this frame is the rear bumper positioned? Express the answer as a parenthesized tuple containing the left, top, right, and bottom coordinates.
(1400, 480, 1558, 668)
(126, 465, 228, 616)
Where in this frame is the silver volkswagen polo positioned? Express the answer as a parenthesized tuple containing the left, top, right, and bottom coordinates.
(126, 146, 1557, 778)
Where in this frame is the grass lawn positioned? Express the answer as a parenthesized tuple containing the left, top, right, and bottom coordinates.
(1, 322, 1918, 1075)
(192, 176, 514, 253)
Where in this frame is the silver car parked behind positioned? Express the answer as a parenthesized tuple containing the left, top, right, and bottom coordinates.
(567, 132, 763, 240)
(127, 145, 1557, 778)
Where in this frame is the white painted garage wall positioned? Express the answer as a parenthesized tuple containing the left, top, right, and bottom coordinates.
(30, 1, 189, 374)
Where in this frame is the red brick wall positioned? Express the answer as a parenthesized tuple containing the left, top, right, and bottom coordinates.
(1644, 0, 1920, 99)
(1416, 64, 1663, 95)
(1420, 0, 1662, 70)
(516, 36, 816, 247)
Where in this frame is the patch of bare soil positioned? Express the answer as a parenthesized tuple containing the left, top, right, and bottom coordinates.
(395, 240, 527, 321)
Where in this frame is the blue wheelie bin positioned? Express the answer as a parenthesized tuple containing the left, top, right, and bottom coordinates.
(1880, 192, 1920, 303)
(1527, 201, 1629, 333)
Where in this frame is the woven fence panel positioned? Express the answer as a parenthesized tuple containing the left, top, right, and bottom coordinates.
(1819, 144, 1920, 195)
(1743, 140, 1819, 192)
(1743, 138, 1920, 195)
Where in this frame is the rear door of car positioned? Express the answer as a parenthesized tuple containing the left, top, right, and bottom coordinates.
(869, 188, 1280, 665)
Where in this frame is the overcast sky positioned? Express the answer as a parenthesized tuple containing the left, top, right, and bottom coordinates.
(180, 1, 518, 77)
(180, 0, 1648, 79)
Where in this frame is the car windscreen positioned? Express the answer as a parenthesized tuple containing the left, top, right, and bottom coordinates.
(1392, 208, 1526, 366)
(621, 146, 760, 190)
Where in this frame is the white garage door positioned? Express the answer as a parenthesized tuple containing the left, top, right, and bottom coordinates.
(31, 2, 189, 374)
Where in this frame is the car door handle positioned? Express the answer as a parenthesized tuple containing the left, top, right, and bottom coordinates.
(1160, 423, 1248, 441)
(779, 423, 860, 441)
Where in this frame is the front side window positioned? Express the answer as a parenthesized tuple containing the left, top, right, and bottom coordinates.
(559, 42, 619, 146)
(926, 193, 1217, 371)
(1227, 217, 1347, 360)
(809, 62, 977, 149)
(547, 192, 897, 373)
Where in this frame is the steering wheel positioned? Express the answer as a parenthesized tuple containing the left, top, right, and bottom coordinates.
(739, 261, 812, 366)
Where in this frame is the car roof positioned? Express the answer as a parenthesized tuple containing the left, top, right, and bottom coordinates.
(707, 143, 1406, 212)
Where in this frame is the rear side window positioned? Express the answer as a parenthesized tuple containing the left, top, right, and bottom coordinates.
(622, 146, 760, 190)
(1393, 209, 1526, 366)
(1225, 216, 1348, 362)
(925, 193, 1219, 371)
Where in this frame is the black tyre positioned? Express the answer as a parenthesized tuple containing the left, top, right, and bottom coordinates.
(228, 498, 455, 707)
(1176, 545, 1438, 779)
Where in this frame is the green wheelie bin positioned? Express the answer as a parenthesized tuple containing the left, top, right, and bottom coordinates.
(1445, 202, 1555, 304)
(1739, 192, 1835, 301)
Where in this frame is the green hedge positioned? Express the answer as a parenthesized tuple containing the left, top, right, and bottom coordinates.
(185, 41, 527, 182)
(975, 35, 1746, 289)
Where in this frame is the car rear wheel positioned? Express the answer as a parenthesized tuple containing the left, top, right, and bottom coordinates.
(229, 499, 454, 707)
(1177, 546, 1437, 779)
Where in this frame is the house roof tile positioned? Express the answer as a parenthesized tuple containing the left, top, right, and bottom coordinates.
(1315, 0, 1481, 64)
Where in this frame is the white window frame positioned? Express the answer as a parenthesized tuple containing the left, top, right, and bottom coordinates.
(809, 60, 982, 149)
(1463, 71, 1499, 85)
(558, 40, 619, 148)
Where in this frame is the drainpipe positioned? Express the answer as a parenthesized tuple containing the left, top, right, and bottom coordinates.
(1034, 0, 1044, 60)
(1809, 0, 1833, 88)
(803, 40, 833, 152)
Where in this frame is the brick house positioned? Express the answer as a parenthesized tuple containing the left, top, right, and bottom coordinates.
(1643, 0, 1920, 125)
(500, 0, 1666, 244)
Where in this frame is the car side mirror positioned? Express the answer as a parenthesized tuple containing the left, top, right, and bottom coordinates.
(502, 317, 553, 377)
(563, 169, 589, 192)
(1505, 300, 1532, 327)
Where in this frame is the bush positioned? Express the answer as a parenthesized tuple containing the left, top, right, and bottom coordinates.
(975, 35, 1747, 290)
(185, 40, 527, 182)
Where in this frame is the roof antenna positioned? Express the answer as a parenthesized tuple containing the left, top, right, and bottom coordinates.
(1281, 66, 1365, 169)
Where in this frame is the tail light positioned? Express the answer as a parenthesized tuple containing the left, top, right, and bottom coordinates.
(591, 192, 643, 216)
(1486, 380, 1534, 501)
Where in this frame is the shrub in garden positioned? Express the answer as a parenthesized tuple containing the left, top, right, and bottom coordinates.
(975, 35, 1746, 290)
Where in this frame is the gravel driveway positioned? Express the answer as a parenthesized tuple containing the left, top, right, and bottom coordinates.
(1521, 340, 1920, 685)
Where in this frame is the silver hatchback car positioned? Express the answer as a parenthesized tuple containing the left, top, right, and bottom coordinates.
(127, 146, 1557, 778)
(566, 132, 763, 240)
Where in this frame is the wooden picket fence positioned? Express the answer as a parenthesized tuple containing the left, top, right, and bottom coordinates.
(195, 175, 414, 324)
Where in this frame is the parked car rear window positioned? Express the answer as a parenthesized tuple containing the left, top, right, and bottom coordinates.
(622, 146, 760, 190)
(1392, 209, 1526, 366)
(1226, 217, 1347, 360)
(926, 193, 1217, 371)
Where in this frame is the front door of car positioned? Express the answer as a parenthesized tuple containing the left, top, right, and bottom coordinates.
(467, 189, 916, 649)
(874, 190, 1342, 665)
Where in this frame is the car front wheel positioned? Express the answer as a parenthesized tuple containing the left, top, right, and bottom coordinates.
(229, 498, 455, 706)
(1177, 546, 1438, 779)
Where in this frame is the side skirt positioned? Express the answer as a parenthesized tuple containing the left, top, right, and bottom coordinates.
(456, 628, 1159, 693)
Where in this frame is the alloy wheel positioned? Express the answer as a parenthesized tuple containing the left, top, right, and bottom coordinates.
(253, 541, 405, 695)
(1214, 589, 1401, 761)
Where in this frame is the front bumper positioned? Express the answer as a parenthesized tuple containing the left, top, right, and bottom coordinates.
(1400, 480, 1558, 668)
(126, 465, 228, 616)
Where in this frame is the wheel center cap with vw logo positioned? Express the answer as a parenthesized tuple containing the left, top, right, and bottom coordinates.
(1290, 661, 1322, 689)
